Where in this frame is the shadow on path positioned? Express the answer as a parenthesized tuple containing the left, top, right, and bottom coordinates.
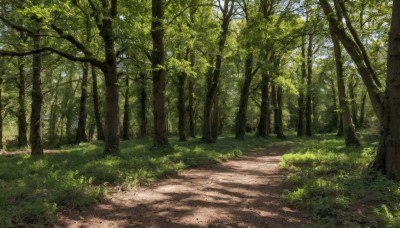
(56, 143, 310, 227)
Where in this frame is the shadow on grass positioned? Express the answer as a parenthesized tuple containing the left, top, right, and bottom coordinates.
(281, 134, 400, 227)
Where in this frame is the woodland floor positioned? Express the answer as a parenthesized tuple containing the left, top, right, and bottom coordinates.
(55, 143, 310, 227)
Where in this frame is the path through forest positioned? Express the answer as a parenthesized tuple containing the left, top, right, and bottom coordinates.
(56, 143, 310, 227)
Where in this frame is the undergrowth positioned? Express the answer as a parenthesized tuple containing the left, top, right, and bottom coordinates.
(0, 135, 279, 227)
(281, 134, 400, 227)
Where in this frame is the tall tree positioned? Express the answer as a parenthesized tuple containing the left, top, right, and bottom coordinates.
(297, 39, 307, 136)
(305, 34, 314, 137)
(17, 56, 28, 147)
(330, 30, 360, 146)
(151, 0, 169, 146)
(319, 0, 383, 120)
(122, 74, 131, 141)
(370, 0, 400, 179)
(257, 0, 275, 138)
(91, 65, 105, 141)
(75, 17, 92, 143)
(177, 49, 189, 142)
(0, 67, 3, 150)
(138, 71, 148, 139)
(75, 62, 89, 143)
(202, 0, 235, 143)
(30, 35, 43, 155)
(235, 0, 258, 140)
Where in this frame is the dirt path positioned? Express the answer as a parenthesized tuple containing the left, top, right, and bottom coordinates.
(56, 143, 310, 227)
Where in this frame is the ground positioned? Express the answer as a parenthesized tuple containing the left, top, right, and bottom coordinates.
(56, 143, 310, 227)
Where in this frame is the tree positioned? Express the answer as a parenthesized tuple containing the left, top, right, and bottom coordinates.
(0, 65, 3, 150)
(202, 0, 235, 143)
(151, 0, 169, 147)
(370, 0, 400, 179)
(330, 30, 360, 146)
(319, 0, 383, 120)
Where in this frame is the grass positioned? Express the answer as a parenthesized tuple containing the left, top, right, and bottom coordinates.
(0, 135, 281, 227)
(281, 133, 400, 227)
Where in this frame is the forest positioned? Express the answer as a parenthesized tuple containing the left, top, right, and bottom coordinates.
(0, 0, 399, 227)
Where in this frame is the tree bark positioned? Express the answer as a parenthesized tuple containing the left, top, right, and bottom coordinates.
(271, 85, 278, 134)
(305, 34, 313, 137)
(202, 0, 233, 143)
(211, 89, 219, 142)
(75, 62, 89, 143)
(122, 75, 131, 140)
(177, 50, 189, 142)
(297, 39, 307, 136)
(257, 72, 270, 137)
(337, 116, 344, 136)
(331, 30, 360, 147)
(30, 35, 44, 155)
(319, 0, 383, 120)
(348, 81, 359, 128)
(370, 0, 400, 179)
(276, 86, 285, 138)
(358, 91, 367, 129)
(188, 76, 195, 138)
(151, 0, 169, 147)
(329, 76, 339, 132)
(76, 17, 91, 143)
(138, 72, 148, 138)
(17, 57, 28, 147)
(91, 64, 105, 141)
(235, 53, 254, 139)
(101, 16, 120, 154)
(0, 69, 3, 150)
(49, 80, 60, 144)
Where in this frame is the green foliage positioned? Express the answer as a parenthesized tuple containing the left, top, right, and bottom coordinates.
(0, 135, 279, 227)
(281, 134, 400, 227)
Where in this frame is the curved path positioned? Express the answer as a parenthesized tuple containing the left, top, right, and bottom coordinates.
(56, 143, 310, 227)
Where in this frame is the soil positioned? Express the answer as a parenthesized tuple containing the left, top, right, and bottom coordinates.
(56, 143, 310, 227)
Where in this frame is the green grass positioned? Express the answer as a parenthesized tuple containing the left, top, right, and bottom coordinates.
(281, 134, 400, 227)
(0, 135, 281, 227)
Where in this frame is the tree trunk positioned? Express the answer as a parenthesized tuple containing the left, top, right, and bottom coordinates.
(151, 0, 169, 147)
(276, 86, 285, 138)
(122, 75, 131, 140)
(370, 0, 400, 179)
(319, 0, 383, 120)
(337, 116, 344, 136)
(49, 81, 60, 144)
(235, 53, 254, 139)
(91, 64, 105, 141)
(329, 76, 339, 132)
(75, 62, 89, 143)
(331, 30, 360, 147)
(138, 72, 148, 138)
(202, 0, 233, 143)
(188, 76, 195, 138)
(358, 91, 367, 129)
(76, 17, 91, 143)
(101, 17, 120, 154)
(297, 40, 307, 136)
(211, 89, 219, 142)
(305, 34, 313, 137)
(348, 81, 359, 128)
(30, 35, 44, 156)
(177, 50, 189, 142)
(17, 57, 28, 147)
(257, 72, 270, 137)
(0, 69, 3, 150)
(271, 85, 278, 134)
